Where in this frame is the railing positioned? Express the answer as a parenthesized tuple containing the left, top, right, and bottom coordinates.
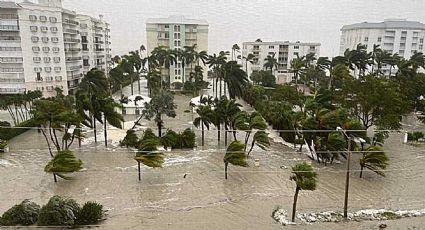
(95, 48, 105, 52)
(63, 19, 79, 26)
(0, 68, 24, 73)
(0, 36, 21, 41)
(0, 25, 19, 31)
(97, 62, 106, 65)
(64, 38, 80, 43)
(66, 65, 82, 71)
(0, 78, 25, 83)
(94, 40, 104, 44)
(64, 29, 79, 34)
(0, 88, 25, 93)
(95, 33, 103, 37)
(65, 48, 81, 52)
(0, 14, 19, 20)
(66, 57, 82, 62)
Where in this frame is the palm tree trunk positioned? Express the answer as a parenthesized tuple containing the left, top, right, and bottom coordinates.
(224, 125, 228, 146)
(138, 75, 141, 93)
(201, 122, 205, 146)
(248, 139, 255, 156)
(224, 162, 228, 179)
(104, 114, 107, 147)
(93, 116, 97, 143)
(360, 165, 364, 178)
(53, 174, 57, 183)
(291, 186, 300, 222)
(157, 121, 162, 137)
(130, 75, 134, 95)
(217, 123, 221, 145)
(138, 162, 141, 181)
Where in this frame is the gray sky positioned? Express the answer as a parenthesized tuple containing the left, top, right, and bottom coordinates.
(57, 0, 425, 57)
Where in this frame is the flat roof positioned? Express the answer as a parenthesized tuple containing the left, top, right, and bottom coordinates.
(342, 20, 425, 31)
(243, 41, 321, 46)
(0, 1, 21, 9)
(146, 15, 208, 26)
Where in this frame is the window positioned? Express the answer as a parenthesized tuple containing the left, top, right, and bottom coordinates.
(53, 57, 60, 63)
(45, 76, 53, 82)
(29, 15, 37, 21)
(34, 67, 43, 72)
(294, 46, 299, 49)
(420, 45, 423, 50)
(82, 44, 88, 50)
(49, 17, 57, 23)
(43, 57, 51, 63)
(364, 37, 369, 42)
(33, 57, 41, 63)
(30, 26, 38, 32)
(55, 76, 62, 81)
(294, 52, 299, 56)
(44, 67, 52, 72)
(269, 45, 274, 49)
(54, 67, 61, 72)
(165, 32, 169, 38)
(46, 86, 54, 91)
(31, 36, 39, 42)
(420, 38, 424, 44)
(378, 37, 382, 42)
(32, 46, 40, 52)
(81, 36, 88, 43)
(51, 37, 59, 43)
(174, 25, 180, 32)
(39, 16, 47, 22)
(52, 47, 60, 53)
(42, 47, 50, 52)
(36, 73, 42, 82)
(40, 26, 48, 32)
(174, 33, 180, 39)
(83, 59, 89, 66)
(81, 23, 88, 29)
(41, 37, 49, 43)
(310, 46, 316, 50)
(413, 32, 419, 37)
(165, 25, 169, 29)
(50, 27, 58, 33)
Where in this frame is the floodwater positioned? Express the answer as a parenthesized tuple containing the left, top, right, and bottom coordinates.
(1, 81, 425, 229)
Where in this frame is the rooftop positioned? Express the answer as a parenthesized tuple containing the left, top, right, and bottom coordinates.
(243, 41, 321, 46)
(0, 1, 21, 8)
(341, 19, 425, 30)
(146, 15, 208, 26)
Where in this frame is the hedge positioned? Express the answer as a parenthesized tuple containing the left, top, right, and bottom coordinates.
(0, 119, 37, 140)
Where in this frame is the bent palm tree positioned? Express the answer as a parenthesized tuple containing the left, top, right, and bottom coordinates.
(247, 131, 270, 156)
(193, 105, 214, 146)
(223, 140, 247, 179)
(359, 146, 389, 178)
(290, 162, 317, 222)
(44, 150, 83, 182)
(134, 138, 164, 181)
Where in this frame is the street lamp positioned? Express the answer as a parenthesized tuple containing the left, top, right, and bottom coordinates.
(336, 126, 366, 219)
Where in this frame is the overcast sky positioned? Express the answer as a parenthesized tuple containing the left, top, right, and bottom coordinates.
(37, 0, 425, 57)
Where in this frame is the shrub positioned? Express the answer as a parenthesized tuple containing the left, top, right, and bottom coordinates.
(407, 132, 425, 141)
(161, 130, 180, 149)
(120, 130, 139, 148)
(0, 139, 7, 151)
(172, 82, 183, 90)
(75, 202, 104, 225)
(0, 200, 40, 226)
(0, 119, 37, 140)
(37, 196, 81, 226)
(181, 128, 196, 148)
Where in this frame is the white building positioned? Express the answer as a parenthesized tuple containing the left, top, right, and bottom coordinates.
(146, 16, 209, 86)
(242, 40, 320, 84)
(340, 19, 425, 59)
(0, 0, 111, 96)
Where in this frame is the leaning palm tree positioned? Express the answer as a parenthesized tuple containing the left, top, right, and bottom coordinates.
(290, 162, 317, 222)
(99, 98, 124, 147)
(44, 150, 83, 183)
(223, 140, 247, 179)
(134, 137, 164, 181)
(359, 146, 389, 178)
(222, 61, 249, 99)
(193, 105, 214, 146)
(247, 130, 270, 156)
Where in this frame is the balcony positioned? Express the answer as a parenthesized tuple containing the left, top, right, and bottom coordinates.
(0, 78, 25, 83)
(94, 40, 104, 44)
(0, 25, 19, 31)
(97, 62, 106, 65)
(0, 87, 26, 94)
(66, 65, 82, 71)
(67, 73, 83, 80)
(0, 36, 20, 41)
(64, 29, 79, 34)
(0, 68, 24, 73)
(95, 33, 103, 37)
(66, 57, 82, 62)
(0, 14, 19, 20)
(63, 19, 79, 26)
(65, 48, 81, 53)
(64, 38, 80, 43)
(95, 48, 105, 52)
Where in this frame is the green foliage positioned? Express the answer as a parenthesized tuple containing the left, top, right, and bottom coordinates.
(181, 128, 196, 148)
(407, 132, 424, 141)
(75, 202, 104, 225)
(37, 196, 81, 226)
(44, 150, 83, 179)
(359, 146, 389, 177)
(290, 162, 317, 191)
(120, 130, 139, 148)
(135, 137, 164, 168)
(161, 129, 180, 149)
(0, 139, 7, 151)
(172, 82, 183, 90)
(224, 141, 248, 167)
(0, 119, 37, 140)
(0, 200, 40, 226)
(250, 70, 276, 87)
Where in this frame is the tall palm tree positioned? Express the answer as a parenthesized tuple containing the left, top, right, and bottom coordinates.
(135, 137, 164, 181)
(222, 61, 249, 99)
(99, 98, 124, 147)
(223, 140, 247, 179)
(263, 54, 278, 74)
(359, 146, 389, 178)
(231, 44, 240, 61)
(409, 52, 425, 73)
(216, 97, 242, 145)
(383, 53, 401, 77)
(207, 52, 228, 98)
(234, 111, 267, 150)
(193, 105, 214, 146)
(290, 55, 306, 85)
(290, 162, 317, 222)
(243, 53, 255, 79)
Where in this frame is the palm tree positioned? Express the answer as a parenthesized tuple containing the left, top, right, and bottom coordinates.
(290, 55, 306, 85)
(409, 52, 425, 73)
(383, 53, 401, 77)
(263, 54, 278, 74)
(139, 89, 177, 137)
(231, 44, 240, 61)
(223, 140, 247, 179)
(207, 52, 227, 98)
(222, 61, 249, 99)
(234, 111, 267, 150)
(243, 53, 255, 79)
(216, 97, 242, 145)
(194, 105, 214, 146)
(135, 137, 164, 181)
(179, 46, 194, 84)
(359, 146, 389, 178)
(290, 162, 317, 222)
(247, 131, 270, 156)
(99, 98, 124, 147)
(44, 150, 83, 182)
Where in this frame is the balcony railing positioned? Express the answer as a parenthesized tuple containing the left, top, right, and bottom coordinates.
(65, 48, 81, 52)
(97, 62, 106, 65)
(0, 88, 26, 93)
(0, 68, 24, 73)
(0, 78, 25, 83)
(95, 48, 105, 52)
(67, 65, 82, 71)
(0, 14, 19, 20)
(64, 38, 80, 43)
(95, 33, 103, 37)
(0, 25, 19, 31)
(94, 40, 104, 44)
(66, 57, 82, 62)
(0, 36, 21, 41)
(63, 19, 79, 26)
(64, 29, 79, 34)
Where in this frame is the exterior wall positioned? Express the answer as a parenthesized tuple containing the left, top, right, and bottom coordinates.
(242, 41, 320, 84)
(0, 7, 25, 94)
(146, 16, 209, 85)
(0, 1, 111, 97)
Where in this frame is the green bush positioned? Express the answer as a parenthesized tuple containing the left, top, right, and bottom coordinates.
(0, 119, 37, 140)
(172, 82, 183, 90)
(120, 130, 139, 148)
(161, 130, 180, 149)
(0, 200, 40, 226)
(75, 202, 104, 225)
(0, 139, 7, 151)
(37, 196, 81, 226)
(181, 128, 196, 148)
(407, 132, 425, 141)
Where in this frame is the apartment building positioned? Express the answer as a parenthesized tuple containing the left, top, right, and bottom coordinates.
(340, 19, 425, 59)
(146, 16, 208, 85)
(242, 40, 320, 83)
(0, 0, 111, 96)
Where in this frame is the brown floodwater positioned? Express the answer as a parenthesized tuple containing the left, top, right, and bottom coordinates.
(1, 82, 425, 229)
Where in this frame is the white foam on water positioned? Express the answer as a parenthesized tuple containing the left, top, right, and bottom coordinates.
(0, 159, 15, 167)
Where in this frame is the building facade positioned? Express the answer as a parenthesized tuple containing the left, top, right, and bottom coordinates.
(340, 19, 425, 59)
(0, 0, 111, 96)
(146, 16, 208, 85)
(242, 41, 320, 84)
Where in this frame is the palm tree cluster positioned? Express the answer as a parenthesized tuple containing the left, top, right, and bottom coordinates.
(0, 91, 42, 125)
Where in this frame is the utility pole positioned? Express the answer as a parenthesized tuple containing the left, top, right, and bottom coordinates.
(343, 137, 352, 219)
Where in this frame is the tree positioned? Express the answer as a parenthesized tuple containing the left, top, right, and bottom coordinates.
(247, 130, 270, 156)
(263, 54, 278, 74)
(359, 146, 389, 178)
(138, 90, 177, 137)
(44, 150, 83, 182)
(250, 70, 276, 87)
(223, 140, 247, 179)
(194, 105, 214, 146)
(215, 97, 242, 145)
(234, 111, 268, 152)
(290, 162, 317, 222)
(222, 61, 249, 99)
(290, 55, 306, 85)
(98, 98, 124, 147)
(231, 44, 240, 61)
(134, 137, 164, 181)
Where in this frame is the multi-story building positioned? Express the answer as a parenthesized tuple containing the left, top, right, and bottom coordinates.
(146, 16, 208, 85)
(242, 40, 320, 83)
(0, 0, 111, 96)
(340, 19, 425, 59)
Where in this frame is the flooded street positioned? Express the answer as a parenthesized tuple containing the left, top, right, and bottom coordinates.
(1, 82, 425, 229)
